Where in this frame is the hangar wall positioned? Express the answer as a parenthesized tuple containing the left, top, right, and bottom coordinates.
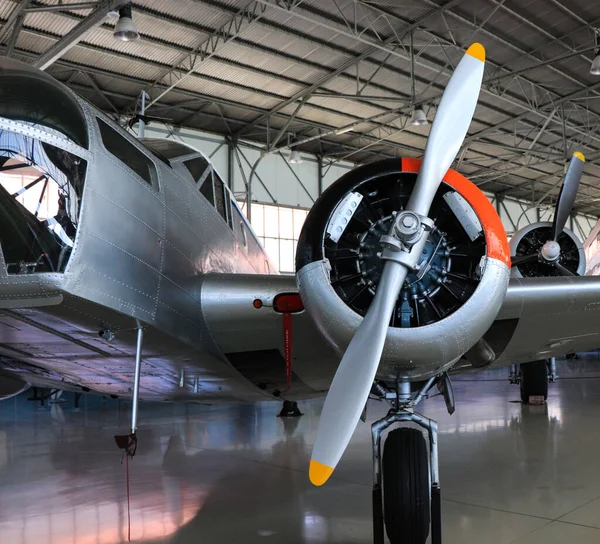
(142, 125, 597, 273)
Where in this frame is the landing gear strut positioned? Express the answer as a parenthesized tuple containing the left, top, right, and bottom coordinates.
(372, 376, 450, 544)
(519, 360, 548, 404)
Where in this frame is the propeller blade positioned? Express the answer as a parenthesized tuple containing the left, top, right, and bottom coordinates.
(551, 152, 585, 241)
(309, 43, 486, 487)
(310, 262, 408, 486)
(408, 43, 486, 215)
(554, 262, 576, 276)
(511, 253, 538, 267)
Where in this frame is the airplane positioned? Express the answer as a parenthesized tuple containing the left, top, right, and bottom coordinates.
(0, 43, 599, 544)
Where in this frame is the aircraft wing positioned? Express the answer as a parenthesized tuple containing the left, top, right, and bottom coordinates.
(484, 275, 600, 365)
(201, 273, 600, 381)
(199, 273, 340, 398)
(200, 272, 600, 386)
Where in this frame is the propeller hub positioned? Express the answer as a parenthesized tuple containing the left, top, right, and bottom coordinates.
(540, 240, 561, 262)
(393, 211, 422, 243)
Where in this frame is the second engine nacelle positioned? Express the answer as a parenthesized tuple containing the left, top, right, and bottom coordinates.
(296, 158, 511, 380)
(510, 221, 585, 278)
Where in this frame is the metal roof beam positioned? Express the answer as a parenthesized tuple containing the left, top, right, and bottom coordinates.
(33, 0, 128, 70)
(143, 0, 272, 110)
(26, 2, 100, 12)
(0, 0, 30, 44)
(232, 0, 600, 159)
(4, 0, 30, 58)
(17, 0, 600, 163)
(41, 56, 563, 184)
(313, 0, 600, 155)
(234, 0, 467, 138)
(15, 23, 402, 134)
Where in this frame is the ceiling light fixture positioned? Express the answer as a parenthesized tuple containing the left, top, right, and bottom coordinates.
(411, 107, 428, 126)
(114, 4, 139, 42)
(287, 133, 302, 164)
(288, 149, 302, 164)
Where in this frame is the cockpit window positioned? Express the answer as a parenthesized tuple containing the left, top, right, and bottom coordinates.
(97, 119, 156, 186)
(199, 171, 215, 205)
(183, 156, 209, 183)
(141, 138, 197, 161)
(0, 69, 88, 148)
(0, 126, 87, 274)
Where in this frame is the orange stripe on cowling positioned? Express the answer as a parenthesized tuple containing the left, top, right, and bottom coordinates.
(401, 158, 511, 267)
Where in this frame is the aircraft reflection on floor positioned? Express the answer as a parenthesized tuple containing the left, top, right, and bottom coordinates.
(0, 396, 321, 544)
(1, 372, 600, 543)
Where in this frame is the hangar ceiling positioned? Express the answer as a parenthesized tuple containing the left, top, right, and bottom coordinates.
(2, 0, 600, 215)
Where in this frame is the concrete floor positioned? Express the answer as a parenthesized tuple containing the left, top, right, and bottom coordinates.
(2, 371, 600, 543)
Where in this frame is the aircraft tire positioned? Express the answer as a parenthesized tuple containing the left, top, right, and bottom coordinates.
(520, 360, 548, 404)
(383, 427, 430, 544)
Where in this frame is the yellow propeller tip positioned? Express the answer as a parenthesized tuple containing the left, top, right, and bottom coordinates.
(309, 459, 334, 486)
(573, 151, 585, 162)
(466, 43, 485, 62)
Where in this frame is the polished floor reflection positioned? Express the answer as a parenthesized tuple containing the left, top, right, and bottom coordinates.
(3, 366, 600, 543)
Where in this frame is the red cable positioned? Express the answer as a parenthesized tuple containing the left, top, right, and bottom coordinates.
(283, 312, 293, 389)
(126, 454, 131, 542)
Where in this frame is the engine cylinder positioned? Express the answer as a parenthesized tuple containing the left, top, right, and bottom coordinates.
(296, 158, 511, 380)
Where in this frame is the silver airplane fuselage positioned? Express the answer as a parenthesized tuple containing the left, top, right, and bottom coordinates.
(0, 58, 337, 403)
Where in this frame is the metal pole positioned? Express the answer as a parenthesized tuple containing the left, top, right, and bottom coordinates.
(227, 139, 234, 190)
(131, 320, 143, 434)
(138, 91, 148, 139)
(247, 156, 263, 222)
(317, 155, 323, 196)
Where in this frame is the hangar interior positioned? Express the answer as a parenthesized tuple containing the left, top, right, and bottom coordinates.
(3, 1, 600, 544)
(2, 0, 600, 271)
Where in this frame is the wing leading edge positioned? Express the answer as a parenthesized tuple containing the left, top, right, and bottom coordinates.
(489, 275, 600, 364)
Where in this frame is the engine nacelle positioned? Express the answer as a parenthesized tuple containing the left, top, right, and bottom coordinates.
(510, 222, 585, 278)
(296, 158, 511, 380)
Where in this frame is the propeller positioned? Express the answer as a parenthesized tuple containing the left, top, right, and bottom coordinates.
(309, 43, 486, 487)
(551, 152, 585, 242)
(511, 152, 585, 277)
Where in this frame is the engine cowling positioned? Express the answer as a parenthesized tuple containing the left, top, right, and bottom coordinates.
(509, 222, 585, 278)
(296, 158, 511, 380)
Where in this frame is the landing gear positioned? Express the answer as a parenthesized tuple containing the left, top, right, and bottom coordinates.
(520, 360, 548, 404)
(383, 428, 430, 543)
(372, 377, 448, 544)
(548, 357, 557, 382)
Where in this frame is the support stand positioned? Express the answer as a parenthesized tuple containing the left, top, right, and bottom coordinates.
(548, 357, 557, 382)
(371, 379, 442, 544)
(277, 400, 303, 417)
(27, 387, 59, 408)
(72, 392, 82, 412)
(115, 320, 143, 458)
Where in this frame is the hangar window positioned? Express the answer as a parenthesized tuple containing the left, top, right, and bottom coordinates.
(237, 201, 308, 274)
(97, 119, 156, 186)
